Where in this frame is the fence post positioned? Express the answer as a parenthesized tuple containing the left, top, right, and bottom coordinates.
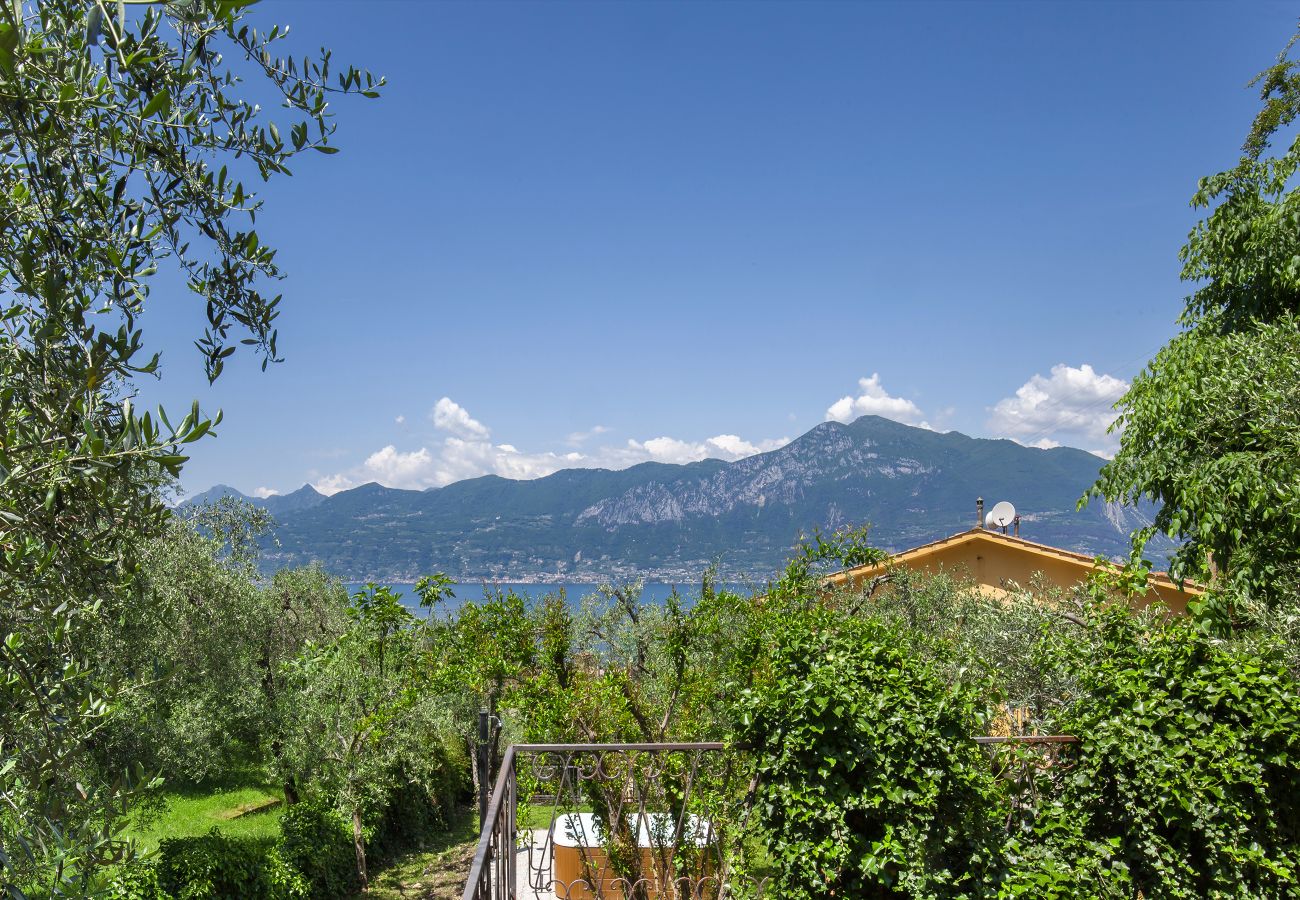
(477, 708, 490, 828)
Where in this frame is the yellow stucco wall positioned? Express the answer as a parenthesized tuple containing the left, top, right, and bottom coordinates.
(830, 530, 1198, 614)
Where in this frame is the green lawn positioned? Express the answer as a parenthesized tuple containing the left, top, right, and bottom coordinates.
(125, 780, 286, 852)
(517, 803, 586, 830)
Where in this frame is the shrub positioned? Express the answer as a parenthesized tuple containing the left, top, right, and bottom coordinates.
(155, 830, 306, 900)
(1005, 607, 1300, 899)
(277, 801, 359, 900)
(366, 780, 442, 866)
(738, 607, 1003, 899)
(104, 859, 167, 900)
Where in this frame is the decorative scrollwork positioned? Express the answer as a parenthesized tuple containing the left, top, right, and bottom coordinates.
(468, 738, 1074, 899)
(484, 744, 760, 900)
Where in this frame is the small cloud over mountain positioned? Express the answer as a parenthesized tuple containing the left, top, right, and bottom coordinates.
(826, 373, 930, 429)
(988, 363, 1128, 453)
(566, 425, 610, 446)
(431, 397, 489, 439)
(627, 434, 789, 465)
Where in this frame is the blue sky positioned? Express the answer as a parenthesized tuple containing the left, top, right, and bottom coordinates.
(139, 0, 1297, 498)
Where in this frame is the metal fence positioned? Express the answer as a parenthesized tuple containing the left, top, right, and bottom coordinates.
(462, 741, 765, 900)
(462, 735, 1079, 900)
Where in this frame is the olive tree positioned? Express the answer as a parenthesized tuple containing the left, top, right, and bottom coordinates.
(277, 581, 460, 891)
(0, 1, 377, 894)
(95, 499, 353, 790)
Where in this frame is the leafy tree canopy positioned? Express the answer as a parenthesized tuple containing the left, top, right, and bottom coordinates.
(1089, 30, 1300, 616)
(0, 1, 378, 894)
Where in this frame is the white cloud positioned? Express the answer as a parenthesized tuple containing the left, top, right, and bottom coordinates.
(395, 414, 405, 425)
(988, 363, 1129, 451)
(431, 397, 489, 439)
(362, 445, 436, 487)
(626, 434, 790, 465)
(313, 399, 789, 494)
(252, 486, 279, 498)
(313, 473, 355, 497)
(826, 373, 929, 428)
(566, 425, 610, 445)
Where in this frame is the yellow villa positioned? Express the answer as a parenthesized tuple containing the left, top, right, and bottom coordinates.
(827, 526, 1202, 614)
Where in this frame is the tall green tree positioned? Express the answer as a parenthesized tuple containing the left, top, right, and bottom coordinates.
(0, 1, 377, 894)
(95, 499, 353, 788)
(1089, 31, 1300, 618)
(277, 582, 460, 891)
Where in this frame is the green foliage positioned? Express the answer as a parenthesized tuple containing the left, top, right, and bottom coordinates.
(737, 606, 1002, 899)
(1089, 28, 1300, 623)
(498, 579, 745, 747)
(769, 524, 887, 600)
(277, 801, 358, 900)
(104, 860, 166, 900)
(1091, 314, 1300, 614)
(154, 831, 305, 900)
(1011, 606, 1300, 899)
(501, 529, 890, 751)
(732, 563, 1300, 898)
(94, 506, 353, 784)
(0, 0, 377, 893)
(103, 831, 308, 900)
(277, 583, 467, 890)
(365, 779, 450, 868)
(820, 568, 1086, 723)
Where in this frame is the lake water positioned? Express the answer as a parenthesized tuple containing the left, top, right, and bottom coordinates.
(343, 580, 751, 614)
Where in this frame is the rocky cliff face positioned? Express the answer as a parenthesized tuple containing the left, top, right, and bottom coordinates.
(576, 423, 939, 527)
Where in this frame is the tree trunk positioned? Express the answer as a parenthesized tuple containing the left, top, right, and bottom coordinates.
(352, 807, 368, 890)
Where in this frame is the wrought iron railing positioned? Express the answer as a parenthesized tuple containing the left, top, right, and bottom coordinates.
(462, 742, 765, 900)
(463, 735, 1079, 900)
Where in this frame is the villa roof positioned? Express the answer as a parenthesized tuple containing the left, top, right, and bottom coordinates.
(825, 527, 1201, 610)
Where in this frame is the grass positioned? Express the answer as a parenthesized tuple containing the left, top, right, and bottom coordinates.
(125, 778, 286, 852)
(518, 803, 587, 830)
(357, 806, 480, 900)
(124, 778, 481, 898)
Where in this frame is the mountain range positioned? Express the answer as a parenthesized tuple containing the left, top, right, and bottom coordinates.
(183, 416, 1158, 583)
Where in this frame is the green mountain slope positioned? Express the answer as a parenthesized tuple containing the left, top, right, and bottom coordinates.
(234, 416, 1155, 582)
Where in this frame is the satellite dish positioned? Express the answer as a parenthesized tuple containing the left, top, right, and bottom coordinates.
(985, 500, 1016, 530)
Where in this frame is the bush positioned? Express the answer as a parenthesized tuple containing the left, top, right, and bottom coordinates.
(277, 801, 359, 900)
(105, 859, 167, 900)
(366, 780, 443, 866)
(155, 830, 305, 900)
(1005, 607, 1300, 899)
(738, 606, 1003, 899)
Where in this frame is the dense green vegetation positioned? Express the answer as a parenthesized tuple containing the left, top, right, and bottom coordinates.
(0, 0, 378, 894)
(4, 3, 1300, 900)
(41, 514, 1290, 900)
(1089, 29, 1300, 634)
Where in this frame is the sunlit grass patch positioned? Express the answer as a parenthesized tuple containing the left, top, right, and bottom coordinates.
(125, 781, 285, 852)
